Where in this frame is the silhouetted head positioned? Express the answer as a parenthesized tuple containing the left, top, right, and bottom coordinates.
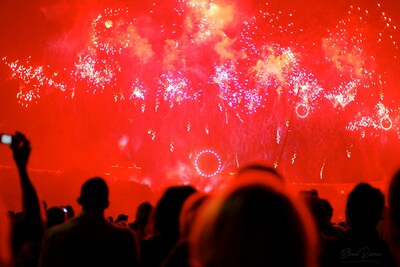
(320, 199, 333, 220)
(189, 171, 317, 267)
(135, 201, 153, 226)
(152, 185, 196, 240)
(346, 183, 384, 230)
(236, 161, 283, 181)
(303, 197, 333, 232)
(78, 177, 109, 212)
(298, 189, 319, 199)
(46, 206, 66, 229)
(115, 214, 129, 224)
(389, 169, 400, 244)
(179, 192, 209, 240)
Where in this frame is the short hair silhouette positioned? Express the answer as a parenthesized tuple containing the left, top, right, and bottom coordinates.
(346, 183, 384, 229)
(40, 176, 139, 267)
(77, 177, 109, 212)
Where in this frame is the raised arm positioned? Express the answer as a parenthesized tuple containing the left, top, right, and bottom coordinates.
(11, 132, 44, 256)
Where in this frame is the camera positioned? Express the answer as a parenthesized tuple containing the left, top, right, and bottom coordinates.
(0, 134, 12, 145)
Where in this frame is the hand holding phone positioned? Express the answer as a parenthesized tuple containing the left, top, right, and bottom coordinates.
(11, 132, 31, 169)
(0, 134, 12, 145)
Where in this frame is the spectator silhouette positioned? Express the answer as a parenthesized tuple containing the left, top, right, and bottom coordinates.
(129, 201, 153, 242)
(140, 185, 196, 267)
(0, 202, 12, 267)
(389, 169, 400, 265)
(115, 214, 128, 223)
(320, 183, 396, 266)
(235, 161, 284, 181)
(115, 214, 129, 228)
(45, 207, 66, 229)
(300, 194, 344, 254)
(39, 177, 139, 267)
(162, 192, 208, 267)
(189, 166, 317, 267)
(319, 199, 345, 238)
(7, 132, 44, 267)
(298, 189, 319, 200)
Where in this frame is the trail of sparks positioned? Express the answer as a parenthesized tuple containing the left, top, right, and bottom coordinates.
(347, 102, 400, 137)
(2, 0, 400, 141)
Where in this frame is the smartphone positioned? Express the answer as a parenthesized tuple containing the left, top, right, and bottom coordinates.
(1, 134, 12, 145)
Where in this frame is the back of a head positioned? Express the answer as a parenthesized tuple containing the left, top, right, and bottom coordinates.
(115, 214, 129, 224)
(46, 206, 66, 229)
(319, 199, 333, 220)
(189, 171, 316, 267)
(78, 177, 109, 212)
(389, 169, 400, 244)
(236, 161, 284, 182)
(179, 192, 209, 240)
(153, 185, 196, 239)
(136, 201, 153, 226)
(302, 196, 334, 231)
(346, 183, 384, 230)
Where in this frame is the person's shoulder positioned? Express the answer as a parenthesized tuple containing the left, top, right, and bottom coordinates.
(107, 225, 138, 248)
(44, 218, 80, 239)
(109, 223, 136, 238)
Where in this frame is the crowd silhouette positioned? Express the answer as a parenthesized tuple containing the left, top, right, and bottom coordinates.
(1, 132, 399, 267)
